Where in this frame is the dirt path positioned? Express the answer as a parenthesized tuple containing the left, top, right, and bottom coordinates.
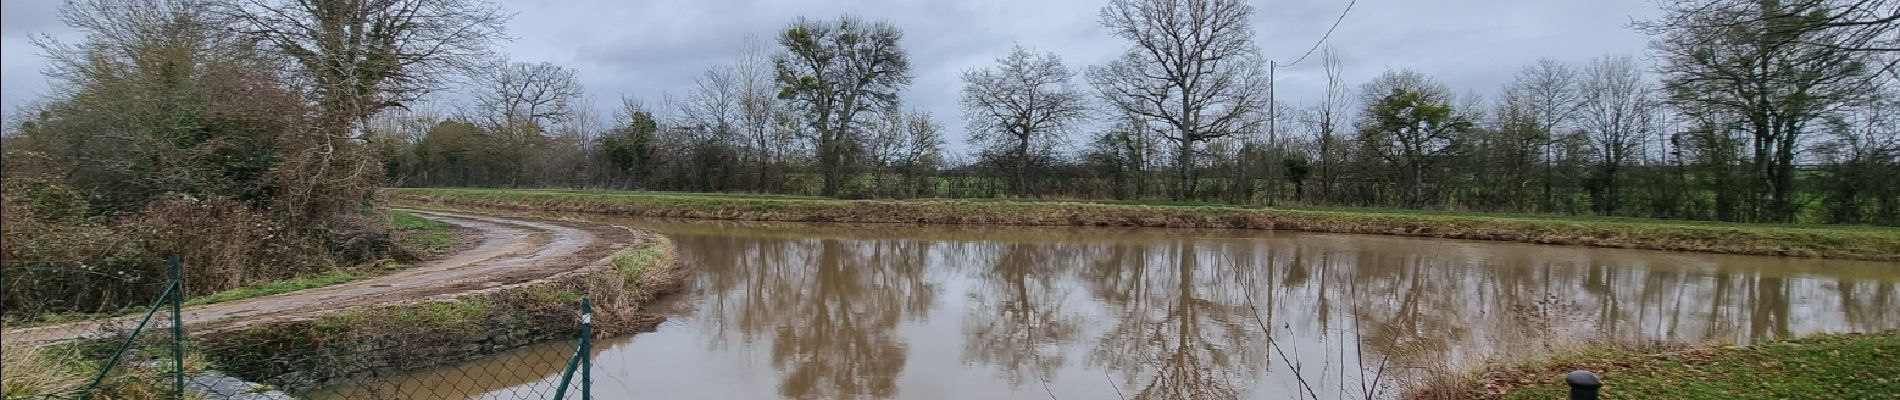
(2, 210, 641, 344)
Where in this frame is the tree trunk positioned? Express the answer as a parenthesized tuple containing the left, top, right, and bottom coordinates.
(1603, 163, 1620, 215)
(1175, 138, 1196, 200)
(1772, 122, 1799, 223)
(820, 134, 844, 197)
(1543, 144, 1556, 213)
(1318, 129, 1333, 203)
(1016, 134, 1031, 197)
(1410, 161, 1425, 208)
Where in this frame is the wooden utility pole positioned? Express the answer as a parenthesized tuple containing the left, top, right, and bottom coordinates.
(1267, 61, 1280, 205)
(1269, 61, 1277, 147)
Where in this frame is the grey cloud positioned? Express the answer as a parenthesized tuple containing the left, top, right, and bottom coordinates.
(3, 0, 1662, 149)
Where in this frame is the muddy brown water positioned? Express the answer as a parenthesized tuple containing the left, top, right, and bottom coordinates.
(323, 216, 1900, 400)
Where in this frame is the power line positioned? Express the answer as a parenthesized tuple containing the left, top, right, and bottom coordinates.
(1277, 0, 1358, 68)
(1266, 0, 1358, 153)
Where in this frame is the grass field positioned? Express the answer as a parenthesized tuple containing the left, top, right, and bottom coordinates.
(389, 188, 1900, 260)
(1406, 331, 1900, 400)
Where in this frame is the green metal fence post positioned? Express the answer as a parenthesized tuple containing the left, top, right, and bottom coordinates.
(551, 346, 582, 400)
(580, 297, 592, 400)
(171, 254, 185, 400)
(83, 282, 177, 392)
(552, 297, 593, 400)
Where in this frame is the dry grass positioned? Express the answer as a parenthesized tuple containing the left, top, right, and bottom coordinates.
(1403, 338, 1693, 400)
(2, 338, 211, 399)
(1, 342, 85, 398)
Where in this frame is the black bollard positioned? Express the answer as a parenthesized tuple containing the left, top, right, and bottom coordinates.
(1565, 370, 1602, 400)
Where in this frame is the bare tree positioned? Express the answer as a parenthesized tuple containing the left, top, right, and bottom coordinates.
(1671, 0, 1898, 54)
(466, 61, 580, 186)
(1087, 115, 1164, 199)
(866, 108, 908, 195)
(1576, 55, 1656, 215)
(682, 63, 743, 143)
(557, 95, 610, 184)
(222, 0, 507, 134)
(1490, 84, 1545, 210)
(478, 61, 582, 132)
(364, 105, 448, 185)
(1815, 85, 1900, 223)
(865, 108, 944, 197)
(773, 15, 912, 197)
(961, 45, 1087, 197)
(1808, 0, 1898, 56)
(1315, 46, 1349, 202)
(735, 36, 784, 189)
(1643, 0, 1881, 221)
(897, 110, 946, 197)
(1501, 59, 1582, 212)
(1087, 0, 1270, 200)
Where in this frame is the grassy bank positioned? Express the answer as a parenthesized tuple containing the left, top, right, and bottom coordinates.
(393, 210, 459, 254)
(2, 228, 683, 397)
(196, 231, 686, 393)
(2, 211, 462, 329)
(391, 188, 1900, 260)
(1407, 331, 1900, 399)
(0, 211, 479, 397)
(179, 210, 463, 308)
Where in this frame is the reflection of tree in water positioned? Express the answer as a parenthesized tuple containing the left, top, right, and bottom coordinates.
(1339, 253, 1475, 367)
(663, 225, 1900, 400)
(1083, 240, 1263, 400)
(1746, 275, 1792, 341)
(691, 235, 937, 399)
(962, 242, 1083, 387)
(681, 234, 793, 350)
(1841, 280, 1897, 331)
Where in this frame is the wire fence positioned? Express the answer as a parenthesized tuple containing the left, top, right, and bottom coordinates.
(15, 256, 600, 400)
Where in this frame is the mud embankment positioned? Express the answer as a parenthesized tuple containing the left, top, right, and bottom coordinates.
(392, 188, 1900, 261)
(196, 225, 686, 393)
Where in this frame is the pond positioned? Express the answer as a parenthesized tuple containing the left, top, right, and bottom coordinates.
(330, 216, 1900, 399)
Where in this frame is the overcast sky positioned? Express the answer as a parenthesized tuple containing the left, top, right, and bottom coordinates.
(1, 0, 1663, 148)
